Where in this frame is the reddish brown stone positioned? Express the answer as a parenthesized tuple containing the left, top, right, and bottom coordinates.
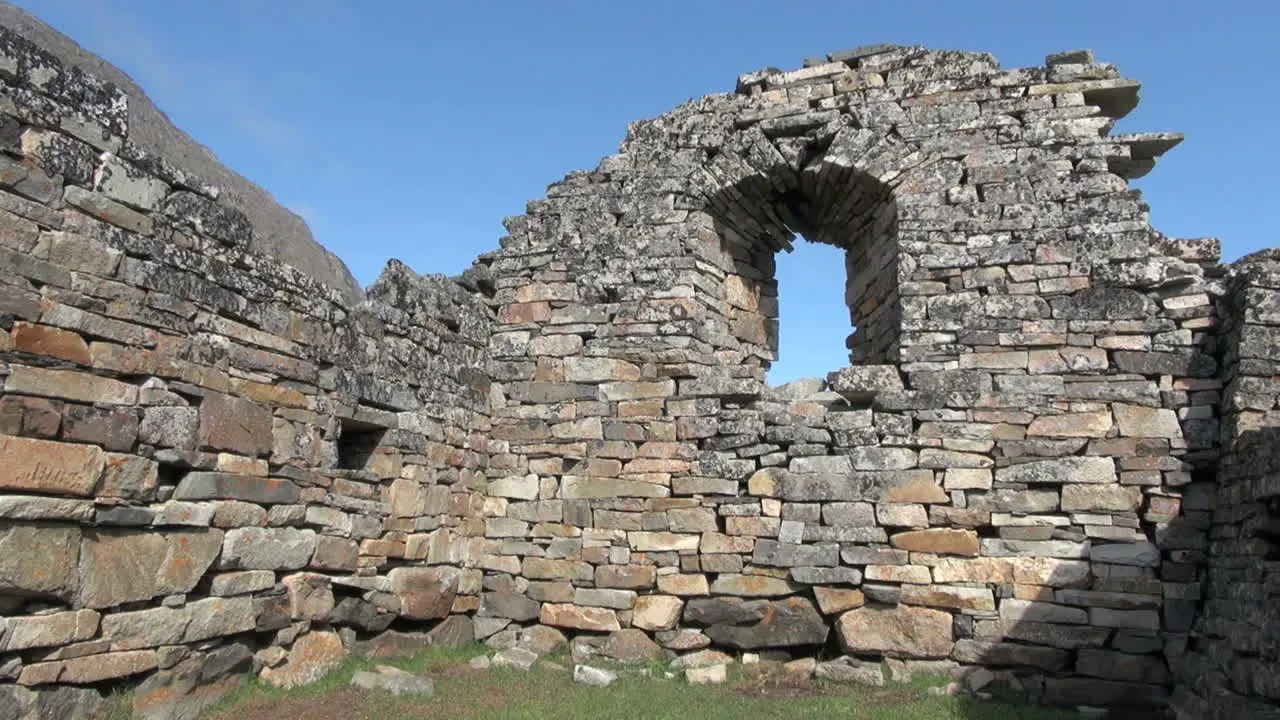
(889, 528, 980, 557)
(499, 301, 551, 324)
(0, 395, 62, 437)
(60, 404, 139, 451)
(814, 587, 865, 614)
(836, 606, 954, 659)
(881, 477, 949, 504)
(540, 603, 621, 632)
(595, 564, 656, 589)
(389, 566, 459, 620)
(197, 393, 272, 457)
(259, 631, 346, 688)
(0, 434, 104, 497)
(11, 322, 91, 365)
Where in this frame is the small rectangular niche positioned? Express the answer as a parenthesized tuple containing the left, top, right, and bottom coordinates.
(337, 418, 388, 471)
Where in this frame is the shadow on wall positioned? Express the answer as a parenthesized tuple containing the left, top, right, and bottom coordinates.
(1172, 425, 1280, 718)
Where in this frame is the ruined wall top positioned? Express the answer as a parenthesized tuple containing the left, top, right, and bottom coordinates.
(0, 1, 366, 306)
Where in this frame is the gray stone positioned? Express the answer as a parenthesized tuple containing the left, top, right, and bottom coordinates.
(815, 658, 886, 686)
(351, 668, 435, 696)
(683, 597, 770, 626)
(220, 527, 317, 571)
(572, 664, 617, 687)
(173, 472, 301, 505)
(994, 457, 1117, 484)
(77, 529, 223, 609)
(491, 646, 539, 670)
(704, 597, 828, 649)
(139, 406, 198, 449)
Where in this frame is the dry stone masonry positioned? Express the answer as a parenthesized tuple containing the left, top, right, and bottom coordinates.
(0, 5, 1275, 719)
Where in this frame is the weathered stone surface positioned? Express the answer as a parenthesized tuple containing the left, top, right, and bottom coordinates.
(931, 557, 1090, 586)
(540, 603, 621, 632)
(1061, 484, 1142, 512)
(173, 472, 300, 505)
(491, 646, 539, 670)
(1026, 410, 1112, 437)
(601, 628, 663, 663)
(0, 495, 93, 521)
(995, 457, 1117, 484)
(389, 567, 459, 620)
(480, 591, 542, 622)
(633, 595, 684, 631)
(814, 587, 865, 614)
(197, 393, 272, 457)
(901, 585, 994, 612)
(705, 597, 829, 649)
(20, 650, 159, 685)
(0, 685, 107, 719)
(889, 529, 979, 556)
(951, 639, 1069, 672)
(100, 597, 257, 649)
(220, 527, 316, 571)
(132, 644, 253, 720)
(516, 625, 566, 655)
(5, 366, 138, 405)
(0, 434, 104, 497)
(98, 453, 159, 501)
(77, 529, 223, 608)
(684, 597, 771, 626)
(709, 574, 798, 597)
(836, 606, 954, 659)
(685, 664, 728, 684)
(11, 323, 90, 364)
(1113, 403, 1182, 439)
(356, 630, 430, 660)
(0, 609, 98, 652)
(0, 524, 81, 601)
(0, 20, 1260, 712)
(815, 658, 886, 686)
(351, 667, 435, 696)
(259, 631, 346, 688)
(283, 572, 335, 620)
(573, 664, 617, 687)
(209, 570, 275, 596)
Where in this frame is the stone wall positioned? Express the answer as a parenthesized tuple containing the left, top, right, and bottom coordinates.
(478, 45, 1231, 712)
(0, 22, 492, 719)
(2, 6, 1280, 718)
(1170, 255, 1280, 718)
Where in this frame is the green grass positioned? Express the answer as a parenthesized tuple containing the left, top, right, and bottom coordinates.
(125, 643, 1080, 720)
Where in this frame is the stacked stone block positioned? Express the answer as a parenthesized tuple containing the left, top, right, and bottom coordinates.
(478, 44, 1232, 712)
(1, 6, 1278, 717)
(1171, 255, 1280, 718)
(0, 24, 491, 718)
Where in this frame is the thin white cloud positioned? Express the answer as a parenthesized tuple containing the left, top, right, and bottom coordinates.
(30, 0, 301, 154)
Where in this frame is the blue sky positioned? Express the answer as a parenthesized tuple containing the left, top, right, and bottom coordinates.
(18, 0, 1278, 383)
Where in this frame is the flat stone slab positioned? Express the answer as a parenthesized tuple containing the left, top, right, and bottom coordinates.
(351, 667, 435, 696)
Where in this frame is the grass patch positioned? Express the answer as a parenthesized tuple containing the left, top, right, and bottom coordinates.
(180, 644, 1078, 720)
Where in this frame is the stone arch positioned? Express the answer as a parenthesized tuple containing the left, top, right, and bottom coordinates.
(486, 45, 1198, 404)
(688, 122, 946, 377)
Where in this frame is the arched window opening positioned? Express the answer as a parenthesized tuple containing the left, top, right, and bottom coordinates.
(700, 129, 903, 396)
(767, 237, 853, 386)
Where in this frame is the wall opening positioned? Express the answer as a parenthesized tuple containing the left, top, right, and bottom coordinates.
(768, 237, 854, 386)
(702, 133, 903, 389)
(337, 418, 388, 471)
